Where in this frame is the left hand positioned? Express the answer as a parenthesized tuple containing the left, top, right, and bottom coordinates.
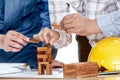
(52, 60, 63, 68)
(1, 30, 29, 52)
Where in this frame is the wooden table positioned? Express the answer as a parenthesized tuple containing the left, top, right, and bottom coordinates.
(0, 69, 120, 80)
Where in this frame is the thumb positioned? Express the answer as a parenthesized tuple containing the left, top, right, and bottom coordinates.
(33, 34, 38, 39)
(50, 38, 56, 45)
(49, 31, 55, 44)
(49, 31, 59, 45)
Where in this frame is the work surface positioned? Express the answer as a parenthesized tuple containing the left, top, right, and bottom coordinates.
(0, 68, 120, 80)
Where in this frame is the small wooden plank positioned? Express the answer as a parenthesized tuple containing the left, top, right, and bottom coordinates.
(46, 64, 52, 75)
(37, 47, 50, 52)
(29, 38, 39, 43)
(37, 54, 48, 58)
(52, 23, 61, 30)
(45, 43, 51, 47)
(38, 62, 50, 65)
(38, 64, 44, 75)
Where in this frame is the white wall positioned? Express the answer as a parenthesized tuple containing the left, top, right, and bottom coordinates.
(55, 34, 79, 64)
(55, 6, 79, 64)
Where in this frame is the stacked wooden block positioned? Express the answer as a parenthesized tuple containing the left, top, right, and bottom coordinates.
(64, 62, 98, 78)
(37, 44, 52, 75)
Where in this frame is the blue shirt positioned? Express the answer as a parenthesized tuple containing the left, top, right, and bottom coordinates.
(0, 0, 57, 69)
(97, 10, 120, 37)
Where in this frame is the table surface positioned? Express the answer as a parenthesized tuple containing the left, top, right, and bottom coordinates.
(0, 68, 120, 80)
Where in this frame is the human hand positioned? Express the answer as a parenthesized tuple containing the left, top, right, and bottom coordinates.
(60, 13, 99, 36)
(52, 59, 63, 68)
(33, 27, 60, 44)
(1, 30, 29, 52)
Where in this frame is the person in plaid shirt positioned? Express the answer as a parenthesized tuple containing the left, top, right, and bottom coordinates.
(35, 0, 120, 47)
(60, 0, 120, 46)
(34, 0, 120, 61)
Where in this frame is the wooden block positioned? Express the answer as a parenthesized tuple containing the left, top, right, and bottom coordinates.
(47, 58, 52, 62)
(37, 54, 48, 58)
(76, 62, 98, 78)
(63, 62, 98, 78)
(37, 47, 50, 52)
(63, 63, 77, 78)
(45, 43, 51, 47)
(52, 23, 61, 30)
(29, 38, 39, 43)
(38, 62, 50, 65)
(38, 64, 44, 75)
(37, 58, 43, 62)
(46, 64, 52, 75)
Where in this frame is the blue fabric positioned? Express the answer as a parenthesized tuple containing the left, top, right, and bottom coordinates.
(0, 0, 57, 69)
(97, 10, 120, 37)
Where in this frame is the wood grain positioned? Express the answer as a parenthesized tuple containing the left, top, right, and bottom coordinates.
(52, 23, 61, 30)
(29, 38, 39, 43)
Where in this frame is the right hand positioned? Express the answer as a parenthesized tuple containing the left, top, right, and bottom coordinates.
(60, 13, 100, 36)
(1, 30, 29, 52)
(33, 27, 60, 45)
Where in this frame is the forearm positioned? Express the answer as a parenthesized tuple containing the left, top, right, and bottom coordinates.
(86, 19, 102, 35)
(0, 35, 4, 49)
(97, 10, 120, 37)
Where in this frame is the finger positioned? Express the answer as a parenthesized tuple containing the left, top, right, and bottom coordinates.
(49, 31, 59, 44)
(63, 14, 73, 20)
(66, 27, 77, 34)
(11, 31, 29, 42)
(33, 34, 39, 41)
(18, 34, 29, 42)
(62, 19, 73, 24)
(49, 32, 55, 44)
(50, 38, 56, 45)
(4, 46, 21, 52)
(41, 28, 50, 43)
(8, 41, 23, 49)
(60, 14, 73, 28)
(59, 20, 64, 29)
(38, 29, 45, 42)
(52, 60, 63, 68)
(10, 35, 27, 46)
(36, 30, 44, 42)
(63, 23, 74, 30)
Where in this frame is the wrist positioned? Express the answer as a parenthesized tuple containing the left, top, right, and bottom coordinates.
(87, 19, 102, 35)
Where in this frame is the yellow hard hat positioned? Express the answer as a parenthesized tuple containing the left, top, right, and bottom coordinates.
(88, 37, 120, 71)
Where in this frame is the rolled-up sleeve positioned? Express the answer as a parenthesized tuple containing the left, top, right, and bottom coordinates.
(53, 30, 72, 49)
(97, 10, 120, 37)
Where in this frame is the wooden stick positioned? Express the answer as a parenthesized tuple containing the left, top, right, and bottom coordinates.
(52, 23, 62, 30)
(29, 38, 51, 48)
(29, 38, 39, 43)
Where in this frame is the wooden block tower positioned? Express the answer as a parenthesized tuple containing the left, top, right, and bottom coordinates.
(29, 23, 60, 75)
(37, 44, 52, 75)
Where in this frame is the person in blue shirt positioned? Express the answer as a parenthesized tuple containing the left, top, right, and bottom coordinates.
(0, 0, 58, 69)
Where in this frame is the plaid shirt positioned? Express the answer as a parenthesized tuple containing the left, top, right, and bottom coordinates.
(48, 0, 120, 48)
